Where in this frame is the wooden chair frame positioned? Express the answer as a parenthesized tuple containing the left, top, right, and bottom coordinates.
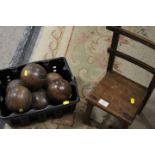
(84, 26, 155, 127)
(106, 26, 155, 114)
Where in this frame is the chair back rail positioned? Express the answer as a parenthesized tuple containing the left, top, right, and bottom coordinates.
(108, 48, 155, 74)
(106, 26, 155, 50)
(107, 30, 119, 72)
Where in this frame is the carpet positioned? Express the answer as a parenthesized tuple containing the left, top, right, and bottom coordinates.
(27, 26, 155, 128)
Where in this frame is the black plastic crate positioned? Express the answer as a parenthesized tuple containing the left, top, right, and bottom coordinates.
(0, 57, 80, 126)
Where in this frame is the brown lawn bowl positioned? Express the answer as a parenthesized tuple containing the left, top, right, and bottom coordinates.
(6, 79, 25, 93)
(32, 89, 49, 109)
(46, 73, 62, 85)
(47, 79, 72, 102)
(6, 85, 32, 113)
(20, 63, 47, 90)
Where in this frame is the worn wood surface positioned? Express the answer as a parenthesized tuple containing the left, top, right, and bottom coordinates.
(87, 71, 147, 124)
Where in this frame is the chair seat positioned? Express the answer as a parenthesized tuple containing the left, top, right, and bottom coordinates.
(87, 71, 147, 124)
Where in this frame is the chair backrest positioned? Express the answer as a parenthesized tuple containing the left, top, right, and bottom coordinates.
(106, 26, 155, 113)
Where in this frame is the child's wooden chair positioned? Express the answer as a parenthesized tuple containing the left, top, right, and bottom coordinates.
(84, 26, 155, 128)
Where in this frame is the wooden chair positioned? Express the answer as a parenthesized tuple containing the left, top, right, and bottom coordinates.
(84, 26, 155, 128)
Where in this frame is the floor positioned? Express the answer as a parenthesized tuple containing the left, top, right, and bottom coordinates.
(0, 26, 155, 129)
(0, 26, 26, 69)
(30, 26, 155, 129)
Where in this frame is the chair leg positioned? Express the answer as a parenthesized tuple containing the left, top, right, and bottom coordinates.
(83, 102, 94, 125)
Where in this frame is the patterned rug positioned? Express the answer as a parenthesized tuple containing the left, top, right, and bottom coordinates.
(23, 26, 155, 128)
